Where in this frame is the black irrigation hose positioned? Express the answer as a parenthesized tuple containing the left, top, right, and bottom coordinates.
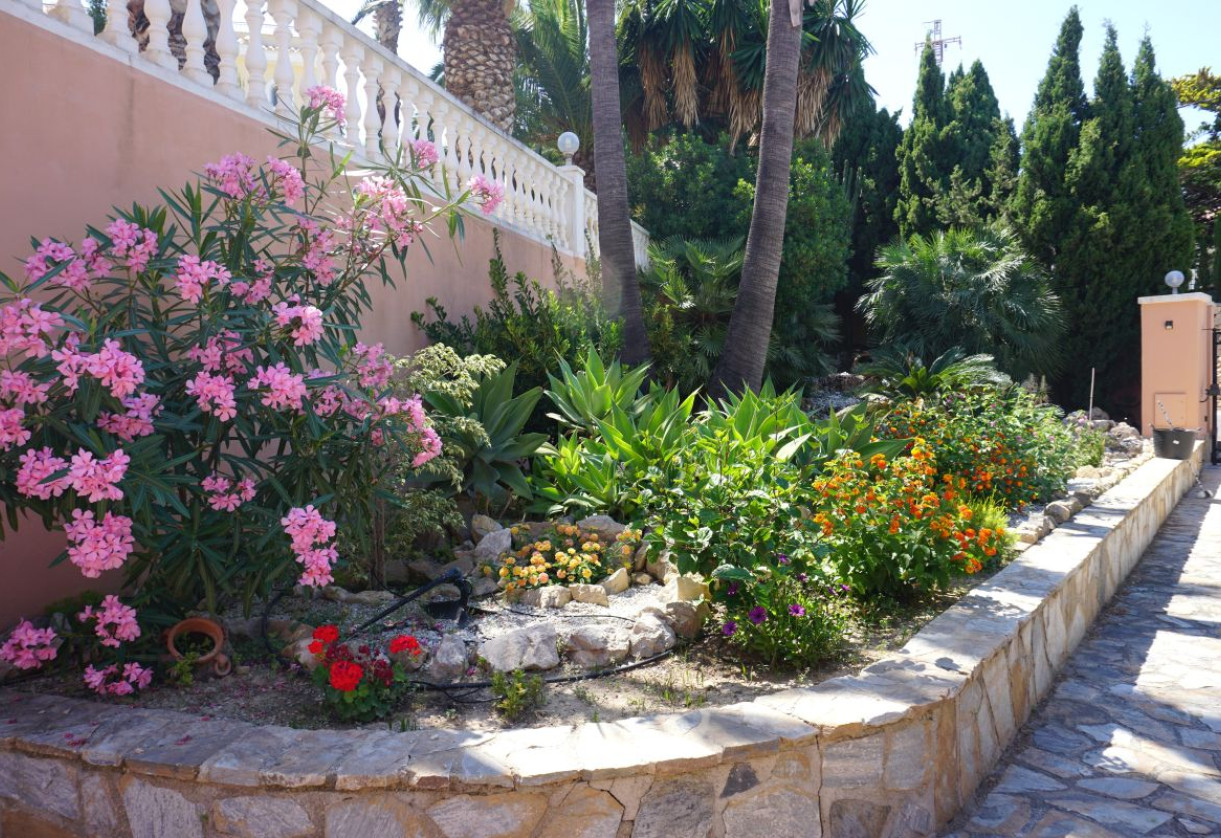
(468, 604, 640, 624)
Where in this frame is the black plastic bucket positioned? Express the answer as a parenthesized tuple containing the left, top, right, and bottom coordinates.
(1152, 428, 1197, 460)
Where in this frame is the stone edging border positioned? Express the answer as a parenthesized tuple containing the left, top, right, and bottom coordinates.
(0, 444, 1203, 838)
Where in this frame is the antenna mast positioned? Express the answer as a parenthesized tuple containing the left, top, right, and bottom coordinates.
(915, 19, 962, 66)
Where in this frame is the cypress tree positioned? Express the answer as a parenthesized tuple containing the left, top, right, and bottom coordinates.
(1199, 234, 1213, 293)
(985, 116, 1020, 223)
(1213, 218, 1221, 297)
(1013, 7, 1087, 266)
(895, 41, 953, 238)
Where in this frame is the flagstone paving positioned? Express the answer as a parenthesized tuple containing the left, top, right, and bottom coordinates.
(944, 466, 1221, 837)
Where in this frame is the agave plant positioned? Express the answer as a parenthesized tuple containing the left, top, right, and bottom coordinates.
(545, 347, 650, 435)
(419, 363, 547, 504)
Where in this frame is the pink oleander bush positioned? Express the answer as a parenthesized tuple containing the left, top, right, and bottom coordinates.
(0, 91, 494, 690)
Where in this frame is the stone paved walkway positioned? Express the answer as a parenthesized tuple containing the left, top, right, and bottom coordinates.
(945, 466, 1221, 837)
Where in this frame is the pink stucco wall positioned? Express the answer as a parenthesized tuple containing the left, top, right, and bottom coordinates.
(0, 14, 580, 624)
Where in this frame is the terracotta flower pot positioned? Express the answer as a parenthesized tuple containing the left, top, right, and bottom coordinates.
(165, 617, 231, 677)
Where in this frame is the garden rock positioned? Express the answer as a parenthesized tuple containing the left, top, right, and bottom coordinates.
(426, 635, 469, 682)
(517, 586, 572, 609)
(570, 584, 610, 607)
(408, 557, 445, 581)
(633, 573, 654, 587)
(577, 514, 626, 542)
(1044, 499, 1077, 525)
(345, 589, 397, 607)
(563, 625, 631, 668)
(439, 554, 476, 578)
(1109, 422, 1139, 440)
(630, 616, 677, 658)
(472, 577, 499, 597)
(1075, 465, 1103, 479)
(472, 528, 512, 562)
(632, 543, 649, 571)
(601, 567, 630, 596)
(263, 619, 312, 644)
(478, 624, 560, 672)
(663, 601, 709, 640)
(280, 638, 321, 672)
(1090, 406, 1110, 420)
(646, 550, 676, 581)
(1066, 478, 1097, 505)
(662, 575, 709, 604)
(471, 514, 504, 542)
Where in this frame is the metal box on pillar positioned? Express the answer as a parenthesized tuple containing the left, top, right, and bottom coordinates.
(1138, 291, 1215, 440)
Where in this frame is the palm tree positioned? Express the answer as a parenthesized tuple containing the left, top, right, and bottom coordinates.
(707, 0, 801, 397)
(857, 225, 1065, 381)
(513, 0, 595, 183)
(617, 0, 871, 150)
(353, 0, 517, 133)
(588, 0, 650, 364)
(856, 347, 1011, 400)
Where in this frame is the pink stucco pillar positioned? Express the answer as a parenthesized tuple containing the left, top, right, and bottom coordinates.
(1139, 292, 1216, 438)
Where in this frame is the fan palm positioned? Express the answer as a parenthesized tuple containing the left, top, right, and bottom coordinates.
(617, 0, 872, 149)
(857, 225, 1066, 381)
(856, 346, 1011, 400)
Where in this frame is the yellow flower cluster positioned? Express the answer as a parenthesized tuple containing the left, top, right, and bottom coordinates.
(482, 524, 642, 593)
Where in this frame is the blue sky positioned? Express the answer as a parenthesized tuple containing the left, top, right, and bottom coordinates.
(328, 0, 1219, 137)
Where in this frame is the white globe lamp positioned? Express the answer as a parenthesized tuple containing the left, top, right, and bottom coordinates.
(557, 132, 580, 166)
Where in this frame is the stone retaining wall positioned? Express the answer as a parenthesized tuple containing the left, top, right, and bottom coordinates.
(0, 446, 1203, 838)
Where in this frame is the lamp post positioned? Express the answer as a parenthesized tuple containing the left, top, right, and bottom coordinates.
(1165, 270, 1185, 294)
(557, 131, 580, 166)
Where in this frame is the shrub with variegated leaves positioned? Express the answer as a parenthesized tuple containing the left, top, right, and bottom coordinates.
(0, 89, 496, 690)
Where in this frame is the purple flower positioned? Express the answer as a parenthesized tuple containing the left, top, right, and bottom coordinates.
(788, 604, 805, 617)
(777, 553, 790, 565)
(797, 573, 808, 583)
(748, 606, 768, 625)
(727, 582, 740, 596)
(722, 620, 738, 637)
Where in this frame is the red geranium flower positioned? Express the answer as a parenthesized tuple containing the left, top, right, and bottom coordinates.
(313, 624, 339, 644)
(308, 640, 324, 656)
(328, 660, 363, 692)
(388, 635, 421, 656)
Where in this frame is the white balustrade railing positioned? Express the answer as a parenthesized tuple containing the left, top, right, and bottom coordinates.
(5, 0, 651, 266)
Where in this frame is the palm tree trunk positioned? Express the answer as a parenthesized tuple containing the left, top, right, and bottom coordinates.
(587, 0, 650, 365)
(444, 0, 517, 133)
(709, 0, 801, 397)
(372, 1, 402, 53)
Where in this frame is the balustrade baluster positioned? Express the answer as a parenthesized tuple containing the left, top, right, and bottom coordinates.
(455, 116, 474, 188)
(340, 41, 364, 148)
(319, 25, 341, 91)
(433, 103, 458, 194)
(99, 0, 137, 51)
(297, 10, 321, 94)
(181, 0, 209, 83)
(362, 54, 384, 159)
(383, 66, 403, 159)
(270, 0, 297, 114)
(212, 0, 240, 97)
(243, 1, 267, 107)
(143, 0, 175, 69)
(400, 75, 422, 145)
(49, 0, 91, 32)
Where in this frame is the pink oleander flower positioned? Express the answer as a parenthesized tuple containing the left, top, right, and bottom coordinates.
(353, 176, 423, 248)
(282, 505, 339, 588)
(203, 152, 259, 200)
(411, 139, 439, 169)
(305, 85, 346, 121)
(16, 447, 71, 500)
(265, 157, 305, 205)
(0, 407, 31, 451)
(185, 371, 238, 421)
(311, 384, 346, 418)
(65, 510, 135, 578)
(250, 363, 307, 412)
(352, 342, 392, 389)
(98, 393, 161, 441)
(186, 331, 253, 376)
(78, 595, 141, 648)
(67, 448, 130, 503)
(296, 219, 338, 286)
(175, 255, 232, 304)
(412, 425, 443, 468)
(24, 238, 75, 284)
(201, 471, 258, 512)
(0, 619, 58, 671)
(402, 393, 428, 433)
(271, 302, 325, 347)
(57, 339, 145, 400)
(467, 174, 504, 215)
(0, 300, 63, 358)
(83, 661, 152, 696)
(105, 220, 158, 273)
(0, 370, 51, 407)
